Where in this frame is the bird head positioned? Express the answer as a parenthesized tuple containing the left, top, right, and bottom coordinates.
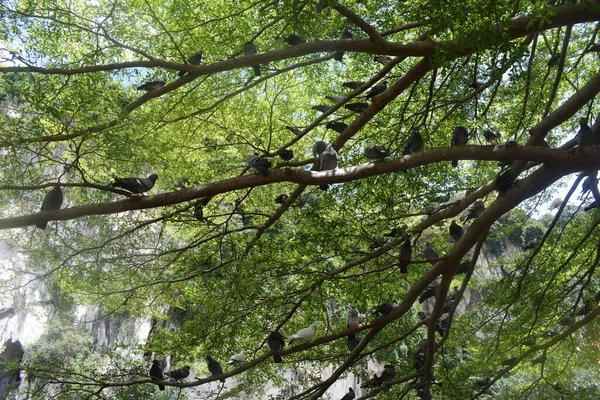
(148, 174, 159, 182)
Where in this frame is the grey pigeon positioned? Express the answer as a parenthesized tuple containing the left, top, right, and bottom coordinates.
(312, 141, 328, 157)
(37, 185, 63, 229)
(423, 243, 439, 265)
(247, 154, 271, 174)
(483, 129, 501, 144)
(501, 357, 519, 367)
(206, 356, 225, 382)
(347, 334, 361, 352)
(284, 34, 306, 46)
(373, 300, 398, 315)
(449, 221, 463, 242)
(278, 149, 294, 161)
(342, 81, 365, 90)
(347, 305, 360, 329)
(361, 364, 396, 388)
(548, 53, 561, 66)
(577, 118, 595, 148)
(319, 143, 337, 190)
(495, 170, 514, 195)
(575, 300, 593, 316)
(149, 360, 165, 390)
(275, 194, 289, 204)
(178, 51, 204, 76)
(325, 95, 345, 104)
(403, 128, 423, 155)
(285, 125, 302, 136)
(166, 365, 190, 382)
(366, 80, 387, 100)
(531, 354, 547, 365)
(288, 323, 317, 344)
(451, 126, 469, 167)
(558, 315, 575, 327)
(399, 238, 412, 273)
(345, 102, 369, 113)
(436, 317, 449, 336)
(334, 29, 353, 62)
(586, 43, 600, 53)
(312, 104, 331, 113)
(364, 145, 389, 160)
(455, 261, 469, 275)
(522, 240, 537, 251)
(137, 80, 165, 91)
(193, 197, 212, 220)
(521, 337, 536, 346)
(374, 56, 393, 65)
(340, 387, 356, 400)
(326, 121, 348, 133)
(419, 280, 440, 303)
(460, 199, 485, 223)
(243, 41, 261, 76)
(112, 174, 158, 194)
(469, 81, 482, 89)
(267, 330, 285, 363)
(543, 327, 559, 337)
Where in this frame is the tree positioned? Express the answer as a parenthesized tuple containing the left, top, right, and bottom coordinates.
(1, 0, 600, 398)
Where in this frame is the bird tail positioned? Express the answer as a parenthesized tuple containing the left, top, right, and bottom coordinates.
(36, 221, 48, 229)
(158, 384, 165, 390)
(319, 184, 329, 191)
(253, 65, 261, 76)
(400, 264, 408, 274)
(334, 52, 344, 62)
(273, 354, 283, 363)
(451, 160, 458, 168)
(220, 378, 226, 383)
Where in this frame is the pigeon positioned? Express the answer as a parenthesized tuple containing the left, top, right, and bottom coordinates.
(347, 304, 360, 329)
(243, 41, 261, 76)
(137, 80, 166, 91)
(374, 56, 393, 65)
(149, 360, 165, 390)
(364, 145, 389, 160)
(360, 364, 396, 388)
(423, 243, 439, 265)
(340, 388, 356, 400)
(267, 330, 285, 363)
(460, 199, 485, 223)
(419, 280, 440, 303)
(372, 300, 398, 315)
(342, 81, 366, 90)
(278, 149, 294, 161)
(575, 300, 593, 316)
(384, 227, 404, 237)
(399, 238, 412, 273)
(449, 221, 463, 242)
(543, 327, 559, 337)
(365, 80, 387, 100)
(247, 154, 271, 174)
(334, 29, 353, 62)
(520, 337, 536, 346)
(326, 121, 348, 133)
(37, 185, 64, 229)
(548, 53, 561, 66)
(347, 333, 361, 352)
(483, 129, 501, 144)
(586, 43, 600, 53)
(417, 311, 429, 321)
(436, 317, 449, 336)
(455, 262, 469, 275)
(501, 357, 519, 367)
(284, 34, 306, 46)
(549, 198, 562, 210)
(165, 365, 190, 382)
(312, 141, 328, 157)
(558, 315, 575, 327)
(319, 143, 337, 190)
(403, 128, 423, 155)
(345, 102, 369, 113)
(275, 194, 289, 204)
(469, 81, 482, 89)
(531, 354, 547, 365)
(193, 197, 212, 220)
(288, 323, 317, 344)
(178, 51, 204, 76)
(285, 125, 303, 136)
(112, 174, 158, 194)
(577, 118, 595, 148)
(442, 287, 460, 313)
(227, 353, 246, 364)
(206, 356, 225, 382)
(312, 104, 331, 113)
(451, 126, 469, 167)
(495, 170, 514, 195)
(325, 95, 346, 104)
(522, 240, 537, 251)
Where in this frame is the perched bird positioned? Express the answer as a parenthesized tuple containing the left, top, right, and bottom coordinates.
(451, 126, 469, 167)
(522, 240, 537, 251)
(37, 185, 64, 229)
(365, 80, 387, 100)
(419, 280, 440, 303)
(384, 227, 404, 237)
(178, 51, 204, 77)
(360, 364, 396, 388)
(558, 315, 575, 327)
(193, 197, 212, 220)
(278, 149, 294, 161)
(227, 353, 246, 364)
(531, 354, 547, 365)
(469, 81, 482, 89)
(483, 129, 501, 144)
(423, 243, 439, 265)
(165, 365, 190, 382)
(548, 53, 561, 66)
(584, 201, 597, 211)
(319, 143, 338, 190)
(285, 125, 302, 136)
(342, 81, 366, 90)
(243, 41, 261, 76)
(326, 121, 348, 133)
(455, 262, 469, 275)
(549, 198, 562, 210)
(347, 334, 361, 352)
(247, 154, 271, 174)
(206, 356, 225, 382)
(312, 141, 328, 157)
(284, 34, 306, 46)
(442, 287, 460, 313)
(345, 102, 369, 113)
(403, 128, 423, 155)
(577, 118, 595, 148)
(449, 221, 463, 242)
(267, 331, 285, 363)
(543, 327, 559, 337)
(325, 95, 346, 104)
(137, 80, 166, 91)
(414, 339, 429, 370)
(586, 43, 600, 53)
(460, 199, 485, 223)
(417, 311, 429, 321)
(575, 300, 593, 316)
(372, 300, 398, 315)
(334, 29, 353, 62)
(501, 357, 519, 367)
(312, 104, 331, 113)
(399, 238, 412, 273)
(495, 170, 514, 195)
(112, 174, 158, 194)
(364, 145, 389, 161)
(340, 387, 356, 400)
(520, 337, 536, 346)
(149, 360, 165, 391)
(347, 304, 360, 329)
(275, 194, 289, 204)
(288, 323, 317, 344)
(374, 56, 393, 66)
(436, 317, 449, 336)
